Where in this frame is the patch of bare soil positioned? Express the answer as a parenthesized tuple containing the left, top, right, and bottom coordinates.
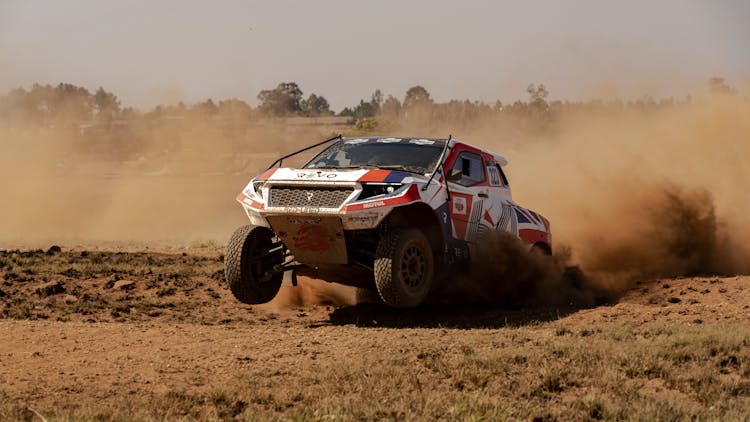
(1, 248, 749, 420)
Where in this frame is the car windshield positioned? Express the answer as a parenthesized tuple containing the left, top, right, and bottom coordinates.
(304, 138, 445, 174)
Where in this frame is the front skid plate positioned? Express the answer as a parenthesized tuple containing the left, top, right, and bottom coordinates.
(266, 215, 348, 265)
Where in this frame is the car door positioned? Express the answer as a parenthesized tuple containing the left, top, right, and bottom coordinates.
(446, 151, 489, 242)
(485, 162, 516, 236)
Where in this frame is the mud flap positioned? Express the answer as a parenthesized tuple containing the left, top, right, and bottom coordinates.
(266, 215, 348, 264)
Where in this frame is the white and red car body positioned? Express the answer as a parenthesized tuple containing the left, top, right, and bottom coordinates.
(236, 137, 551, 273)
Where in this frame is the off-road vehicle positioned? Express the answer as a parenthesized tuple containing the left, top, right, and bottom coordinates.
(226, 135, 552, 308)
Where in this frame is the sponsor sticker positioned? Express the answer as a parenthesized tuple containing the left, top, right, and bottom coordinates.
(283, 206, 323, 213)
(453, 197, 467, 215)
(285, 216, 323, 225)
(296, 172, 338, 179)
(410, 139, 435, 145)
(294, 225, 330, 252)
(345, 213, 380, 227)
(347, 215, 378, 223)
(362, 201, 386, 209)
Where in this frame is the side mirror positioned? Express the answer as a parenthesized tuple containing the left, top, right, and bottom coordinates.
(446, 168, 463, 182)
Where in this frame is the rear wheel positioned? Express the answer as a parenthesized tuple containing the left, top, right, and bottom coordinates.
(225, 225, 284, 304)
(531, 243, 552, 256)
(374, 228, 434, 308)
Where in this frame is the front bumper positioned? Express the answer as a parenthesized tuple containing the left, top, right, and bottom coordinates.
(237, 182, 424, 265)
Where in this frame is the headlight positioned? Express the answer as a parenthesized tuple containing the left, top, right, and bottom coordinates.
(243, 180, 266, 199)
(252, 181, 265, 198)
(358, 183, 403, 200)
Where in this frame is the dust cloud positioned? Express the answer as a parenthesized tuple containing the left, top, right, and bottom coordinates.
(430, 231, 615, 308)
(0, 116, 327, 247)
(2, 87, 748, 306)
(266, 278, 356, 310)
(501, 95, 750, 286)
(379, 92, 749, 302)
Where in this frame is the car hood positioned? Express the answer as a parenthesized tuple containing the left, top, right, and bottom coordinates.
(259, 167, 427, 184)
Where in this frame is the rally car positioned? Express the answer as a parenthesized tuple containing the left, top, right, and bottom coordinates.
(226, 135, 551, 308)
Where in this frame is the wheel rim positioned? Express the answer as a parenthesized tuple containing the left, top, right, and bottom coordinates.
(244, 235, 279, 283)
(400, 244, 426, 289)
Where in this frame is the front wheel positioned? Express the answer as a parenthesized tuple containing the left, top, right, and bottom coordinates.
(225, 225, 284, 304)
(374, 228, 435, 308)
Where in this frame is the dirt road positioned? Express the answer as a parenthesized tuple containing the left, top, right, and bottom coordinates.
(1, 248, 749, 420)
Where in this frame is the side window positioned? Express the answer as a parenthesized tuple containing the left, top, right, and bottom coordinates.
(487, 165, 502, 186)
(497, 164, 509, 186)
(450, 152, 486, 186)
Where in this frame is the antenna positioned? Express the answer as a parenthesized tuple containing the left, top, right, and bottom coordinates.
(265, 134, 342, 170)
(422, 134, 452, 197)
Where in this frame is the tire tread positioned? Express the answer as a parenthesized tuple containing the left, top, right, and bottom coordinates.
(374, 228, 433, 308)
(224, 225, 281, 304)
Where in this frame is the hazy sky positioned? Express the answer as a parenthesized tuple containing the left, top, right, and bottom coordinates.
(1, 1, 748, 110)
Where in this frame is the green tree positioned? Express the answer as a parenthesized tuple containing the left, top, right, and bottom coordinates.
(380, 95, 401, 118)
(14, 83, 93, 122)
(301, 93, 332, 116)
(257, 82, 303, 116)
(193, 99, 219, 115)
(218, 99, 253, 116)
(355, 116, 379, 133)
(341, 89, 385, 118)
(55, 83, 93, 120)
(351, 100, 377, 118)
(371, 89, 384, 110)
(403, 85, 432, 108)
(93, 87, 120, 120)
(526, 83, 549, 109)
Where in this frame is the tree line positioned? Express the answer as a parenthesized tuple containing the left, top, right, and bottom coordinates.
(0, 77, 741, 128)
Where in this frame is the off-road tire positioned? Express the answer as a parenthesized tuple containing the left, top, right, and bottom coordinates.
(225, 225, 283, 304)
(374, 228, 434, 308)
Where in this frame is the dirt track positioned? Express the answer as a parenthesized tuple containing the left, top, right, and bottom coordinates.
(1, 248, 749, 420)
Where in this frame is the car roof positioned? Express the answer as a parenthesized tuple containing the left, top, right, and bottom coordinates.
(340, 136, 447, 146)
(451, 138, 509, 166)
(339, 136, 509, 166)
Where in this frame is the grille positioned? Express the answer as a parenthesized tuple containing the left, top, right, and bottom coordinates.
(268, 186, 354, 208)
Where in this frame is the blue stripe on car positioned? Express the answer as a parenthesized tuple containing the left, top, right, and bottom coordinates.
(384, 171, 409, 183)
(515, 208, 531, 224)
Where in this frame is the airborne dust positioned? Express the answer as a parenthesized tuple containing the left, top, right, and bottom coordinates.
(1, 87, 748, 307)
(428, 93, 750, 305)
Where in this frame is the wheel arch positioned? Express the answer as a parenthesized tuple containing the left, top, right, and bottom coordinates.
(384, 203, 444, 265)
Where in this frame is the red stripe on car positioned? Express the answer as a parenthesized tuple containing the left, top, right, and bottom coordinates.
(518, 229, 547, 245)
(345, 184, 420, 211)
(257, 168, 277, 181)
(357, 169, 391, 182)
(483, 210, 494, 226)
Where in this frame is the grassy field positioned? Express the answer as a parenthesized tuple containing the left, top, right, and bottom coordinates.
(1, 248, 749, 421)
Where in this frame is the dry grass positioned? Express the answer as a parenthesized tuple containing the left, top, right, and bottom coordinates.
(2, 322, 749, 421)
